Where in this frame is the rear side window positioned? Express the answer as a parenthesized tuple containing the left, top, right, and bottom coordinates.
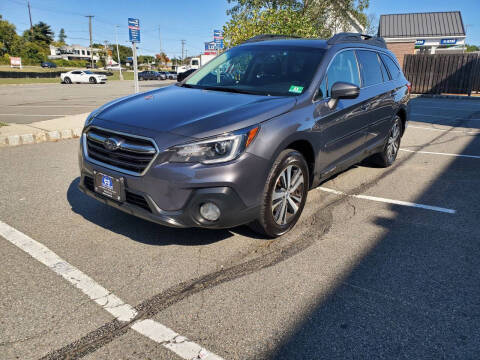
(356, 50, 383, 87)
(378, 54, 390, 81)
(325, 50, 360, 97)
(380, 53, 401, 80)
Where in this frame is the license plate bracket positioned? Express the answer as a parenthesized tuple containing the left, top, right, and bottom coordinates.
(93, 170, 125, 202)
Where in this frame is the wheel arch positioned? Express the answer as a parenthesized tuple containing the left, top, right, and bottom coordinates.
(396, 106, 407, 135)
(283, 139, 315, 188)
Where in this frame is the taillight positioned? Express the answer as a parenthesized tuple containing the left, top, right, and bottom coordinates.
(406, 82, 412, 93)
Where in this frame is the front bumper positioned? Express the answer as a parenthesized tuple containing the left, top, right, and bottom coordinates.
(78, 136, 267, 229)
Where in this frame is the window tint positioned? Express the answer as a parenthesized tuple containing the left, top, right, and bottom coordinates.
(378, 54, 390, 81)
(72, 71, 82, 74)
(356, 50, 383, 87)
(380, 53, 401, 80)
(325, 50, 360, 97)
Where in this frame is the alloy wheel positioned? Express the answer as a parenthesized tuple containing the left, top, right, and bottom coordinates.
(271, 165, 305, 225)
(386, 120, 401, 162)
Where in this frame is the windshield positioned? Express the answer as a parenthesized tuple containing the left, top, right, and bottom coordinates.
(184, 45, 325, 96)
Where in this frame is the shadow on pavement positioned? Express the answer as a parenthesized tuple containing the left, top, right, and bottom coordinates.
(269, 105, 480, 359)
(66, 177, 260, 246)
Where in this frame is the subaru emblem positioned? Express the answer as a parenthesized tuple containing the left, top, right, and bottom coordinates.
(104, 137, 120, 151)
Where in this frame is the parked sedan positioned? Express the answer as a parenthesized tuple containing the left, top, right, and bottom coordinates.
(41, 61, 57, 68)
(138, 71, 161, 81)
(61, 70, 107, 84)
(165, 71, 177, 80)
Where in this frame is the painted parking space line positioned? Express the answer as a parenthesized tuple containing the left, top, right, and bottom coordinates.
(0, 220, 223, 360)
(318, 187, 456, 214)
(400, 148, 480, 159)
(408, 125, 480, 134)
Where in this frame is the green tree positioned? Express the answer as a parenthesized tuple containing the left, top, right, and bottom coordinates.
(0, 15, 24, 56)
(223, 0, 369, 47)
(23, 21, 55, 44)
(58, 28, 67, 43)
(138, 55, 155, 64)
(466, 44, 479, 52)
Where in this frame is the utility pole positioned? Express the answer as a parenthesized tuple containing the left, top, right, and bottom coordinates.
(181, 39, 186, 64)
(27, 1, 33, 33)
(115, 25, 123, 80)
(132, 43, 139, 93)
(158, 25, 162, 68)
(85, 15, 94, 69)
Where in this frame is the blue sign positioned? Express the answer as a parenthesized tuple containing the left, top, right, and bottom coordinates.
(415, 39, 425, 46)
(440, 38, 457, 45)
(101, 175, 113, 190)
(213, 29, 224, 50)
(128, 18, 140, 43)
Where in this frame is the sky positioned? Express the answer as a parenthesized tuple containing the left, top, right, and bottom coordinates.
(1, 0, 479, 59)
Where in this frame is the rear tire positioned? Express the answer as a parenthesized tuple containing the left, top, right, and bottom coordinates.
(64, 77, 71, 84)
(89, 77, 97, 84)
(368, 115, 402, 167)
(249, 149, 309, 238)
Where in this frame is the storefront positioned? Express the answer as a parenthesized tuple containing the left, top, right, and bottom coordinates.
(378, 11, 466, 68)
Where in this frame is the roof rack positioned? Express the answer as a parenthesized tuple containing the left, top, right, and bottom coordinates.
(327, 33, 387, 48)
(243, 34, 301, 43)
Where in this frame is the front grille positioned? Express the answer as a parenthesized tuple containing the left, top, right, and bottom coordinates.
(85, 127, 157, 175)
(83, 175, 151, 212)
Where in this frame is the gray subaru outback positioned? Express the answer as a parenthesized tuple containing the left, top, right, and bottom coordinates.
(78, 33, 409, 237)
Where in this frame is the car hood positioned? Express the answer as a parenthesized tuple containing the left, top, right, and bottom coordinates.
(94, 85, 296, 139)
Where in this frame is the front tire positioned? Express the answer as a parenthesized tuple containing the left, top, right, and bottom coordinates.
(249, 149, 309, 238)
(369, 115, 402, 167)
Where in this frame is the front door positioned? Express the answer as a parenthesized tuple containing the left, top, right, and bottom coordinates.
(312, 50, 367, 174)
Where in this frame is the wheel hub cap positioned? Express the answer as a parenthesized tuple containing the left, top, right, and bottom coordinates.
(271, 165, 304, 226)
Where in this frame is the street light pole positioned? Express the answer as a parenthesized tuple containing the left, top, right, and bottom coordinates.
(132, 43, 139, 93)
(115, 25, 123, 80)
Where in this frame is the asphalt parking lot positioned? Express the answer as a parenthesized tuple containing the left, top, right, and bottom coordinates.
(0, 80, 175, 124)
(1, 96, 479, 359)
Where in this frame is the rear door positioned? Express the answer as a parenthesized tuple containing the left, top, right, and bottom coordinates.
(313, 49, 366, 173)
(356, 50, 395, 148)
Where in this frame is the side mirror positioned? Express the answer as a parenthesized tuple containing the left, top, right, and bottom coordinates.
(328, 81, 360, 109)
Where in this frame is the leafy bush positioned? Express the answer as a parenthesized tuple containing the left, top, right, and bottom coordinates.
(52, 59, 88, 67)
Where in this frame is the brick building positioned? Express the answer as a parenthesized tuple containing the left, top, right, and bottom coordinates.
(378, 11, 466, 69)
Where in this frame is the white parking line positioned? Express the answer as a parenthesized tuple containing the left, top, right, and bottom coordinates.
(0, 220, 223, 360)
(318, 187, 456, 214)
(408, 125, 480, 134)
(400, 148, 480, 159)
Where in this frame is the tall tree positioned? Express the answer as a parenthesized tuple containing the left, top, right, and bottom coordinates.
(58, 28, 67, 43)
(23, 21, 54, 44)
(223, 0, 369, 47)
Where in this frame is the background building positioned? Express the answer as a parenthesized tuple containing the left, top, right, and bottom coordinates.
(378, 11, 466, 68)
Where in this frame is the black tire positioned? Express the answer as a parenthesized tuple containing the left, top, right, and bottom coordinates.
(89, 77, 97, 84)
(249, 149, 309, 238)
(64, 77, 71, 84)
(368, 115, 402, 167)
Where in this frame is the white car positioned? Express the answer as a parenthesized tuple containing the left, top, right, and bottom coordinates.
(105, 65, 125, 71)
(61, 70, 107, 84)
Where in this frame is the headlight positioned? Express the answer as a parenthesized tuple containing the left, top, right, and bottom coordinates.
(167, 126, 259, 164)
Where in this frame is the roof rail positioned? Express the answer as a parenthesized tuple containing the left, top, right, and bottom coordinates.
(327, 32, 387, 48)
(243, 34, 301, 43)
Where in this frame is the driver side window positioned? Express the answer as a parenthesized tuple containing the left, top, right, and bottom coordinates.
(321, 50, 360, 98)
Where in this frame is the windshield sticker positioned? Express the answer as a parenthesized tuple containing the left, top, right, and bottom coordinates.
(289, 85, 304, 94)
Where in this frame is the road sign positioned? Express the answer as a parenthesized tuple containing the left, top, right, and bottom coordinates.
(205, 41, 216, 55)
(213, 29, 224, 50)
(10, 57, 22, 68)
(128, 18, 140, 43)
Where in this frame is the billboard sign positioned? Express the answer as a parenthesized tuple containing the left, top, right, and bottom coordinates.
(10, 56, 21, 68)
(214, 29, 224, 50)
(128, 18, 140, 43)
(205, 41, 217, 55)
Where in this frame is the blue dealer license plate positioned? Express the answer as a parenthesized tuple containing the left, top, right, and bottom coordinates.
(93, 171, 124, 202)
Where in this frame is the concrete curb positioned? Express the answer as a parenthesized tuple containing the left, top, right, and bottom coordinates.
(0, 127, 83, 147)
(0, 112, 88, 148)
(411, 94, 480, 101)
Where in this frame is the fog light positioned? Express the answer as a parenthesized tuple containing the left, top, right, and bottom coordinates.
(199, 202, 220, 221)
